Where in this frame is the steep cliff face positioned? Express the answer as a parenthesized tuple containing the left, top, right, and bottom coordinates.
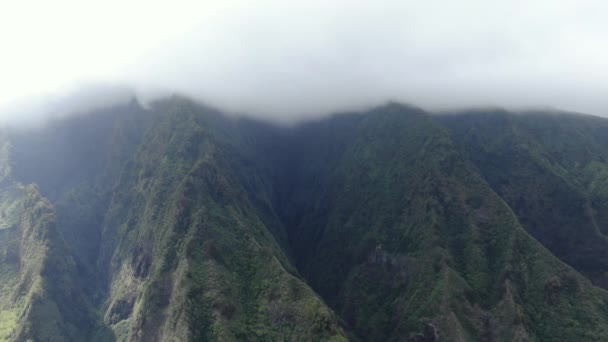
(94, 99, 345, 341)
(2, 99, 608, 341)
(3, 99, 347, 341)
(273, 104, 608, 341)
(0, 135, 96, 341)
(440, 111, 608, 288)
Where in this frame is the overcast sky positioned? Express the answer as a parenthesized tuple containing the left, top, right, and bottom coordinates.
(0, 0, 607, 122)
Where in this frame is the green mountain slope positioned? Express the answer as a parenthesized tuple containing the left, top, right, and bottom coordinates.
(272, 104, 608, 341)
(95, 99, 345, 341)
(439, 111, 608, 288)
(4, 98, 346, 341)
(0, 135, 98, 341)
(2, 98, 608, 341)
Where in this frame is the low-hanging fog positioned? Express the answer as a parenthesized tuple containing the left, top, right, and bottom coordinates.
(0, 0, 607, 124)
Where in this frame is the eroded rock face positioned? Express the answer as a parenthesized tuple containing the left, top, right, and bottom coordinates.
(108, 298, 134, 324)
(132, 243, 153, 279)
(409, 322, 440, 342)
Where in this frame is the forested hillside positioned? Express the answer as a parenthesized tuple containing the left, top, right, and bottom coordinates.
(0, 98, 608, 341)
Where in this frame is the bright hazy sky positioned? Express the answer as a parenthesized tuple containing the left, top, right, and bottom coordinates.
(1, 0, 607, 122)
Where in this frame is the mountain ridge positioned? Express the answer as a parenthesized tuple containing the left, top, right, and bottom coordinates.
(0, 98, 608, 340)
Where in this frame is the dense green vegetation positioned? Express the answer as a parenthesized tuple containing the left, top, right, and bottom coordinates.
(440, 111, 608, 287)
(275, 105, 608, 341)
(0, 135, 96, 341)
(1, 98, 608, 340)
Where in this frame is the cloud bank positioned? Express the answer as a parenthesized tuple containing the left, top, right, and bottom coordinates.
(1, 0, 607, 123)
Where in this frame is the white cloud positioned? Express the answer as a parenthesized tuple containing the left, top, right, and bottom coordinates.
(0, 0, 607, 122)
